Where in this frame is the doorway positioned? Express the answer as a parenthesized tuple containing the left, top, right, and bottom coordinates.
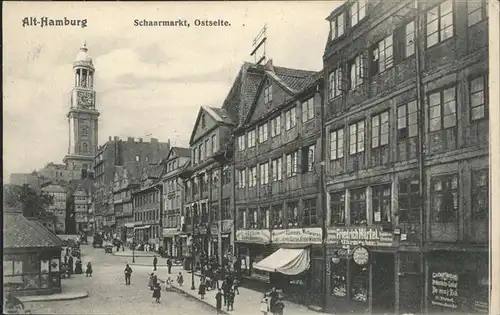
(372, 253, 395, 314)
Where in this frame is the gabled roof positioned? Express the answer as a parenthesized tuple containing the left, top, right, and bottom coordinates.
(188, 106, 235, 145)
(165, 146, 191, 161)
(4, 211, 63, 248)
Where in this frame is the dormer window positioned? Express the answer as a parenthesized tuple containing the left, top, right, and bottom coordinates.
(350, 0, 366, 27)
(330, 12, 345, 40)
(264, 83, 272, 105)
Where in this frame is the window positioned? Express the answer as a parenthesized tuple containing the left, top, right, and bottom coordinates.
(222, 165, 231, 186)
(350, 0, 366, 27)
(242, 209, 247, 228)
(247, 130, 256, 148)
(145, 155, 149, 162)
(238, 135, 245, 151)
(472, 169, 488, 221)
(349, 121, 365, 154)
(248, 208, 258, 228)
(330, 128, 344, 160)
(372, 35, 394, 74)
(287, 201, 299, 227)
(260, 163, 269, 185)
(330, 191, 345, 225)
(349, 55, 364, 89)
(271, 116, 281, 137)
(350, 188, 367, 225)
(404, 21, 415, 58)
(303, 198, 317, 226)
(429, 86, 457, 131)
(273, 204, 283, 228)
(329, 68, 343, 99)
(302, 98, 315, 122)
(286, 151, 298, 177)
(193, 148, 197, 164)
(285, 107, 296, 130)
(201, 113, 206, 129)
(302, 145, 315, 173)
(371, 111, 389, 148)
(258, 123, 268, 143)
(468, 0, 487, 26)
(264, 84, 273, 104)
(82, 143, 88, 153)
(264, 207, 270, 228)
(426, 0, 454, 48)
(237, 169, 246, 189)
(272, 158, 282, 181)
(331, 259, 348, 297)
(397, 101, 418, 160)
(372, 185, 392, 223)
(81, 126, 88, 137)
(222, 199, 231, 220)
(330, 13, 345, 40)
(248, 166, 257, 187)
(205, 139, 210, 157)
(211, 135, 217, 154)
(398, 179, 420, 222)
(431, 174, 458, 222)
(470, 76, 487, 121)
(199, 143, 204, 161)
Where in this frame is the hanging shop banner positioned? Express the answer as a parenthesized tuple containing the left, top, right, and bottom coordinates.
(327, 227, 394, 247)
(272, 228, 322, 244)
(430, 271, 459, 309)
(236, 229, 271, 243)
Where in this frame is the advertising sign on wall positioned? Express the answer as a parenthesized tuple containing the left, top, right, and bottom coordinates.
(430, 271, 459, 309)
(236, 229, 271, 243)
(272, 228, 322, 244)
(327, 227, 394, 247)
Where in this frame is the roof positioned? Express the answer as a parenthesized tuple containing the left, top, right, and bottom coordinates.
(207, 107, 234, 125)
(272, 66, 317, 93)
(172, 147, 191, 158)
(4, 211, 63, 248)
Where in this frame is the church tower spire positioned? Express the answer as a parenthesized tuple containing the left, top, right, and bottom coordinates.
(64, 42, 100, 179)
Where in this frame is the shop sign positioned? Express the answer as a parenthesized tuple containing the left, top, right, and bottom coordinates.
(162, 228, 178, 237)
(352, 247, 369, 265)
(210, 223, 219, 235)
(327, 227, 394, 247)
(222, 220, 233, 233)
(430, 271, 459, 309)
(236, 229, 271, 243)
(272, 228, 322, 244)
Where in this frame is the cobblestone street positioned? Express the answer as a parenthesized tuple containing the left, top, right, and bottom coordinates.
(23, 245, 216, 315)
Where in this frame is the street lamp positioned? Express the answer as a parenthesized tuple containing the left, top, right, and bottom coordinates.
(132, 232, 136, 263)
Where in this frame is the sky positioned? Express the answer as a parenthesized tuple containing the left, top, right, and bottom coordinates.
(3, 1, 341, 180)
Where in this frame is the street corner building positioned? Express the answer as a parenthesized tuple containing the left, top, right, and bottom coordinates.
(4, 208, 64, 296)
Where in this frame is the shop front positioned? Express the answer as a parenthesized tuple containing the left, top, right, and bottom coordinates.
(162, 228, 179, 257)
(125, 223, 134, 245)
(235, 229, 272, 282)
(326, 226, 398, 314)
(426, 250, 489, 314)
(254, 227, 323, 305)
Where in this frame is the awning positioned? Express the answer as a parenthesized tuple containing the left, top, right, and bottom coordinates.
(134, 225, 151, 230)
(253, 248, 310, 275)
(124, 223, 135, 228)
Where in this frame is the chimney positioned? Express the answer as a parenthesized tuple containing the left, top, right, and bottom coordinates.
(265, 59, 274, 72)
(139, 138, 143, 143)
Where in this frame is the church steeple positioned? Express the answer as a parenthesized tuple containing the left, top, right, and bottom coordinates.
(64, 42, 100, 179)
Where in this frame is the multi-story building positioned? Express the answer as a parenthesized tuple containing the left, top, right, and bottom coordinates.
(132, 163, 164, 249)
(73, 185, 90, 233)
(160, 147, 190, 258)
(180, 105, 235, 269)
(232, 59, 323, 305)
(93, 136, 170, 233)
(322, 0, 488, 314)
(41, 182, 67, 233)
(113, 164, 141, 243)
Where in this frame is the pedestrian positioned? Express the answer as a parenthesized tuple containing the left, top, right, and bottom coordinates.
(166, 258, 172, 274)
(85, 262, 93, 277)
(124, 264, 132, 285)
(227, 288, 235, 311)
(165, 277, 172, 291)
(269, 287, 279, 315)
(222, 280, 229, 307)
(68, 256, 74, 275)
(215, 289, 223, 314)
(74, 258, 83, 274)
(152, 282, 161, 303)
(177, 272, 184, 287)
(149, 273, 155, 290)
(260, 293, 269, 315)
(198, 280, 206, 300)
(233, 278, 240, 295)
(153, 256, 158, 271)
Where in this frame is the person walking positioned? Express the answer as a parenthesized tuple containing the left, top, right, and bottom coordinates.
(177, 272, 184, 287)
(269, 287, 279, 315)
(198, 280, 206, 300)
(68, 255, 74, 275)
(222, 280, 230, 308)
(215, 289, 223, 315)
(227, 288, 235, 311)
(153, 256, 158, 271)
(152, 282, 161, 303)
(148, 273, 155, 290)
(233, 278, 240, 295)
(85, 262, 93, 277)
(124, 264, 133, 285)
(166, 258, 172, 274)
(260, 293, 269, 315)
